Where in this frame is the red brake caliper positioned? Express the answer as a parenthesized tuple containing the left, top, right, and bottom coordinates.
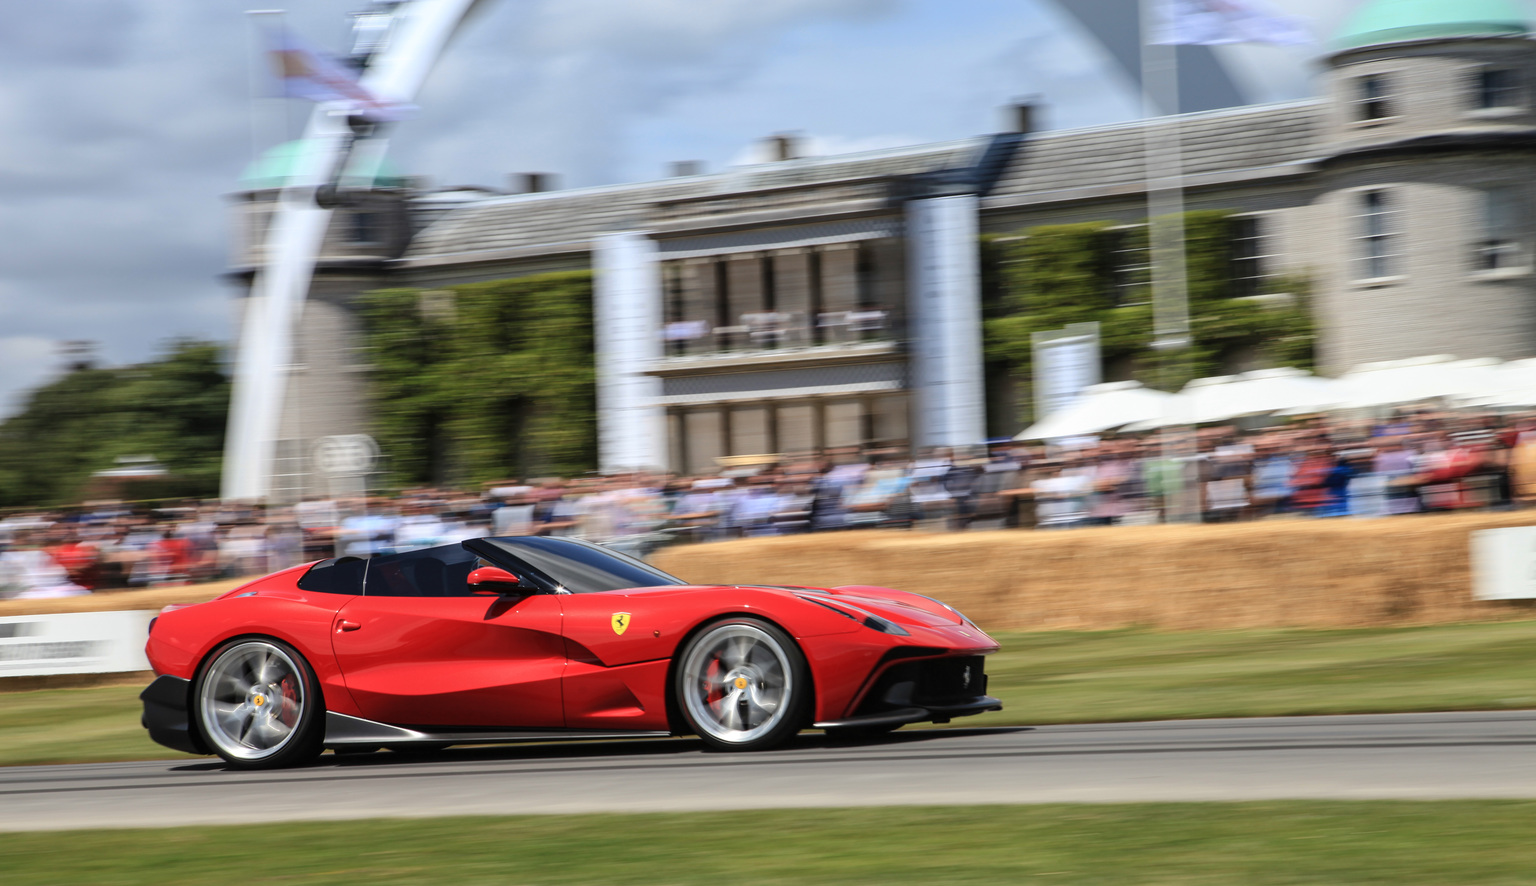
(277, 675, 300, 727)
(704, 658, 725, 706)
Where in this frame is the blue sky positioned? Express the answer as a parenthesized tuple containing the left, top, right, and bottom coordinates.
(0, 0, 1360, 417)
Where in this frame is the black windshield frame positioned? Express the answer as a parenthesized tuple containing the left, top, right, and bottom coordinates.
(463, 536, 687, 595)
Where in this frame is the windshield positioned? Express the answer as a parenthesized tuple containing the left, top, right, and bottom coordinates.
(476, 536, 688, 594)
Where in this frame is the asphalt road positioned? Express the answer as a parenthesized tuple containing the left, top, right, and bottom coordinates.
(1, 711, 1533, 832)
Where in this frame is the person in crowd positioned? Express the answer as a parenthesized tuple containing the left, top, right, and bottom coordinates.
(46, 525, 101, 590)
(1250, 438, 1296, 518)
(1033, 452, 1093, 529)
(1290, 438, 1335, 516)
(1510, 419, 1536, 508)
(0, 530, 89, 599)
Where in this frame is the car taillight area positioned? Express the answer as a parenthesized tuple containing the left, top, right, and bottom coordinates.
(852, 655, 988, 718)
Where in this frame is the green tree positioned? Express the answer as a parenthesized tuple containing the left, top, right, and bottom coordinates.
(359, 271, 597, 489)
(984, 212, 1314, 426)
(0, 339, 230, 507)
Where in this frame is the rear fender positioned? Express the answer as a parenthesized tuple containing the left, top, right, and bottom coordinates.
(152, 593, 362, 718)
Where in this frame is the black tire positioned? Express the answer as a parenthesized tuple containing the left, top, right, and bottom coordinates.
(674, 617, 811, 751)
(194, 637, 325, 770)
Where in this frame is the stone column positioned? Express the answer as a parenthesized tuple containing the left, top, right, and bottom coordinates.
(594, 232, 667, 473)
(906, 196, 986, 450)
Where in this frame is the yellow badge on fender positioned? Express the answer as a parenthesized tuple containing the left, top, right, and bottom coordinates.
(611, 612, 631, 635)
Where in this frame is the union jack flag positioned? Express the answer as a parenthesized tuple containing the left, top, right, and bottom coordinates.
(1152, 0, 1313, 46)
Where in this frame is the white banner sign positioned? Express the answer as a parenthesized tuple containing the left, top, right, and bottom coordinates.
(1472, 527, 1536, 600)
(1033, 323, 1102, 422)
(0, 611, 155, 677)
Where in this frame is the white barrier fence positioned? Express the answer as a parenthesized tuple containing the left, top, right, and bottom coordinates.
(1472, 527, 1536, 601)
(0, 611, 155, 678)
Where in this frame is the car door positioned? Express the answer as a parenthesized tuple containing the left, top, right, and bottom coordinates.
(329, 543, 566, 728)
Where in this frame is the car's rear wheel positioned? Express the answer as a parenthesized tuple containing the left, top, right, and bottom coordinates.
(675, 618, 809, 751)
(195, 638, 324, 769)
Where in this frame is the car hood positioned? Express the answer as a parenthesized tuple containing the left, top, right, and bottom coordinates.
(800, 585, 964, 629)
(609, 583, 966, 629)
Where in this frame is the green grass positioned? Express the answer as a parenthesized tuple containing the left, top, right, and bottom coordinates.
(0, 679, 162, 766)
(4, 803, 1536, 884)
(2, 620, 1535, 767)
(988, 620, 1536, 725)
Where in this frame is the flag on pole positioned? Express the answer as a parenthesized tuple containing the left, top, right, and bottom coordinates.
(1152, 0, 1312, 46)
(262, 25, 413, 123)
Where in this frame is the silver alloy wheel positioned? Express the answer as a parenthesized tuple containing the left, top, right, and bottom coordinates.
(198, 640, 307, 762)
(680, 623, 793, 745)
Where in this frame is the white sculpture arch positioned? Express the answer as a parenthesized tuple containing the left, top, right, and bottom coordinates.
(222, 0, 491, 501)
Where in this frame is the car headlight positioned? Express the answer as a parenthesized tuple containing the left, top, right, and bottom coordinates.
(857, 611, 911, 636)
(801, 596, 910, 636)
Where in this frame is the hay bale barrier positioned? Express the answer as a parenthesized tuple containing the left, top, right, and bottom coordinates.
(650, 513, 1536, 631)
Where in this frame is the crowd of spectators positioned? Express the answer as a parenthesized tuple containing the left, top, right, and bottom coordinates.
(3, 407, 1534, 599)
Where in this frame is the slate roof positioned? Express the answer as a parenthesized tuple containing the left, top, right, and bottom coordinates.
(399, 139, 985, 265)
(984, 101, 1325, 208)
(400, 104, 1329, 264)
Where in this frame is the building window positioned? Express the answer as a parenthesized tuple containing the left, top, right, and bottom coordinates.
(1231, 215, 1274, 297)
(1476, 69, 1523, 110)
(775, 404, 817, 456)
(1355, 189, 1401, 280)
(1476, 187, 1524, 271)
(1356, 74, 1393, 121)
(728, 406, 772, 457)
(681, 409, 724, 476)
(662, 262, 691, 356)
(349, 211, 382, 245)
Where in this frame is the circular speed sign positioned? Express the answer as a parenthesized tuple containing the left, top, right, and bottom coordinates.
(311, 434, 380, 476)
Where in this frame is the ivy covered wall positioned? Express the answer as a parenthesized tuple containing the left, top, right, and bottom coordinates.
(359, 271, 597, 489)
(983, 211, 1315, 430)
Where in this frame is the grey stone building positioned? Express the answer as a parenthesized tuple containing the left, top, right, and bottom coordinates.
(228, 0, 1536, 496)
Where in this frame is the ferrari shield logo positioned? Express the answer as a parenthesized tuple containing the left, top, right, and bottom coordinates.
(611, 612, 631, 635)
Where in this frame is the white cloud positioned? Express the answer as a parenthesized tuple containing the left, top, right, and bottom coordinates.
(0, 336, 61, 416)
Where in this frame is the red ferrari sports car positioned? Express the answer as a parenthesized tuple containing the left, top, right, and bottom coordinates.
(141, 536, 1001, 768)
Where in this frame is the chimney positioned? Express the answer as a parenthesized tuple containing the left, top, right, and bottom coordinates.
(1005, 99, 1040, 135)
(59, 340, 97, 373)
(766, 134, 801, 162)
(509, 173, 557, 194)
(669, 160, 704, 178)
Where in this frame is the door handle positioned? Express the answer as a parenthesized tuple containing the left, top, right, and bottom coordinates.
(336, 619, 362, 633)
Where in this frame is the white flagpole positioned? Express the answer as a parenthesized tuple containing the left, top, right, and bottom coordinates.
(1140, 0, 1199, 524)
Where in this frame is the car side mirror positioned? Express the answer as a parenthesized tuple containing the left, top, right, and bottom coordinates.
(467, 566, 522, 595)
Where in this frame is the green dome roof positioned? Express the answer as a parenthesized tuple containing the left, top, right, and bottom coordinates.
(239, 140, 408, 191)
(1334, 0, 1530, 50)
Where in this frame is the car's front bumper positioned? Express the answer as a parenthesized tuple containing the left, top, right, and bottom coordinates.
(818, 653, 1001, 728)
(140, 675, 206, 755)
(813, 694, 1002, 730)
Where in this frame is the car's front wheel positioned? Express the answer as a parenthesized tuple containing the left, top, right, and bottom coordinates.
(675, 618, 809, 751)
(195, 638, 324, 769)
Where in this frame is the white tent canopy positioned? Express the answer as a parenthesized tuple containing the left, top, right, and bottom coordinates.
(1334, 355, 1504, 410)
(1016, 381, 1175, 440)
(1013, 356, 1536, 441)
(1466, 358, 1536, 408)
(1130, 367, 1343, 428)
